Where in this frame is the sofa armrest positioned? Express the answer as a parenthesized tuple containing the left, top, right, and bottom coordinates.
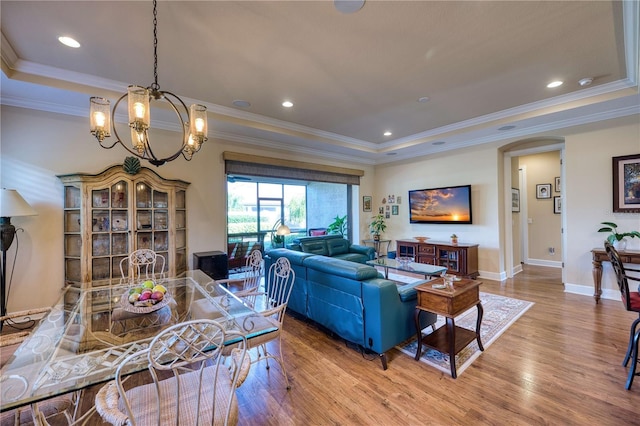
(349, 244, 375, 260)
(396, 279, 431, 302)
(361, 278, 435, 354)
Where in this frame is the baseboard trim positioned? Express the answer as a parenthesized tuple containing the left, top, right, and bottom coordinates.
(564, 283, 620, 301)
(526, 259, 562, 268)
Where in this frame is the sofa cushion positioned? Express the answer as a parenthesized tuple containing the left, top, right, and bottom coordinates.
(333, 253, 369, 264)
(265, 248, 315, 266)
(326, 238, 349, 256)
(303, 256, 379, 281)
(299, 240, 329, 256)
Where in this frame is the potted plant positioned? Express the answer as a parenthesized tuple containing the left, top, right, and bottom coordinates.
(450, 234, 458, 245)
(597, 222, 640, 251)
(370, 214, 387, 241)
(326, 215, 347, 236)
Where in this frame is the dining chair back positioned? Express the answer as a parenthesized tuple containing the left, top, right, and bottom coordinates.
(217, 249, 263, 301)
(246, 256, 295, 389)
(605, 241, 640, 390)
(95, 319, 248, 425)
(119, 249, 166, 282)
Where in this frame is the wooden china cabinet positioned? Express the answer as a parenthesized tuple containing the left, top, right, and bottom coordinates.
(58, 165, 190, 287)
(396, 239, 479, 279)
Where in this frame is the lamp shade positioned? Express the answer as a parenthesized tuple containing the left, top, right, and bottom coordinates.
(276, 224, 291, 236)
(0, 189, 38, 218)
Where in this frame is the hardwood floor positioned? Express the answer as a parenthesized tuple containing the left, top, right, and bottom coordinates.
(6, 265, 639, 425)
(235, 265, 639, 425)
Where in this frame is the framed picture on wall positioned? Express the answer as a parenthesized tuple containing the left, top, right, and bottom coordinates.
(555, 177, 561, 193)
(554, 196, 561, 214)
(363, 196, 372, 212)
(511, 188, 520, 212)
(536, 183, 551, 199)
(613, 153, 640, 213)
(392, 205, 399, 215)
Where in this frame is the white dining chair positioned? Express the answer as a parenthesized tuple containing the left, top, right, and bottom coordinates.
(242, 256, 295, 389)
(94, 319, 248, 426)
(119, 249, 165, 282)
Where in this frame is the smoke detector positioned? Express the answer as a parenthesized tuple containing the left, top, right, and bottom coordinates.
(579, 78, 594, 87)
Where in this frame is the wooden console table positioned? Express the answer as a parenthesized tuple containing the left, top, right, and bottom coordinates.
(396, 239, 479, 278)
(591, 248, 640, 304)
(414, 278, 483, 378)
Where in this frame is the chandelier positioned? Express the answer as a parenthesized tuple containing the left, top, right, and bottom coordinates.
(89, 0, 207, 166)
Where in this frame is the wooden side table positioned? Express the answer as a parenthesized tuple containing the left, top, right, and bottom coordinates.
(414, 278, 483, 378)
(591, 248, 640, 303)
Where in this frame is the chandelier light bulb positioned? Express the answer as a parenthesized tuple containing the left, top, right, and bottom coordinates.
(93, 112, 106, 128)
(133, 102, 145, 119)
(195, 118, 205, 133)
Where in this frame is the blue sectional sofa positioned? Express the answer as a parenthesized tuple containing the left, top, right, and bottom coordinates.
(265, 248, 436, 369)
(287, 234, 375, 264)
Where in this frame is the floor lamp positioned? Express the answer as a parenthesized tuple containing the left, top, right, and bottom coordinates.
(271, 219, 291, 248)
(1, 189, 38, 328)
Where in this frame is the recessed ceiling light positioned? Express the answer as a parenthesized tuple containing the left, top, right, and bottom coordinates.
(232, 100, 251, 108)
(282, 101, 293, 108)
(498, 125, 516, 131)
(58, 36, 80, 48)
(432, 141, 445, 146)
(417, 96, 430, 103)
(547, 80, 563, 88)
(383, 131, 392, 136)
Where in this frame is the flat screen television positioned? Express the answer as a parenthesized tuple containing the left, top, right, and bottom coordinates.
(408, 185, 473, 224)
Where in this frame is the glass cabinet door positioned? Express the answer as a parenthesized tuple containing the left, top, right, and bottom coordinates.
(90, 181, 130, 281)
(64, 186, 82, 282)
(134, 181, 168, 271)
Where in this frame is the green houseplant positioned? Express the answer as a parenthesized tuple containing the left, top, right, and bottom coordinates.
(326, 215, 347, 236)
(369, 214, 387, 240)
(597, 221, 640, 250)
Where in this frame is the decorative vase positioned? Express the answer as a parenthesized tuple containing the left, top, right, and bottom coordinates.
(613, 238, 627, 251)
(374, 234, 380, 241)
(451, 238, 458, 245)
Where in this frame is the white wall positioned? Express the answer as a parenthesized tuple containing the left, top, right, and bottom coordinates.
(0, 105, 374, 311)
(563, 118, 640, 299)
(2, 104, 638, 310)
(371, 144, 503, 279)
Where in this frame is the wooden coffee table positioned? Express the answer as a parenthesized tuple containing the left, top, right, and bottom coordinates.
(414, 277, 483, 378)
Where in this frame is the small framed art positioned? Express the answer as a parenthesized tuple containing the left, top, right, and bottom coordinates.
(554, 177, 560, 193)
(553, 196, 561, 214)
(613, 153, 640, 213)
(363, 196, 372, 212)
(511, 188, 520, 212)
(536, 183, 551, 199)
(392, 205, 399, 215)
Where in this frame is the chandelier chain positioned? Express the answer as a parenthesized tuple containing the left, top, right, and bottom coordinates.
(152, 0, 159, 92)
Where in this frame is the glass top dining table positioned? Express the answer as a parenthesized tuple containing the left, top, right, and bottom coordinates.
(0, 270, 276, 413)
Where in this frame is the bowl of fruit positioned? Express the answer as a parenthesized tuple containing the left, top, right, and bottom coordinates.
(120, 280, 171, 314)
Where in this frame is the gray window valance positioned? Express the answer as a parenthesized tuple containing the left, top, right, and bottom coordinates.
(223, 152, 363, 185)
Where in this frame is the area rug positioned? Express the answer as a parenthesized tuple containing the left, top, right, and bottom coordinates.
(397, 292, 534, 377)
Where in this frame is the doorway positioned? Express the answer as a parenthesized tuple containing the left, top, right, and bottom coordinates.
(503, 141, 565, 283)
